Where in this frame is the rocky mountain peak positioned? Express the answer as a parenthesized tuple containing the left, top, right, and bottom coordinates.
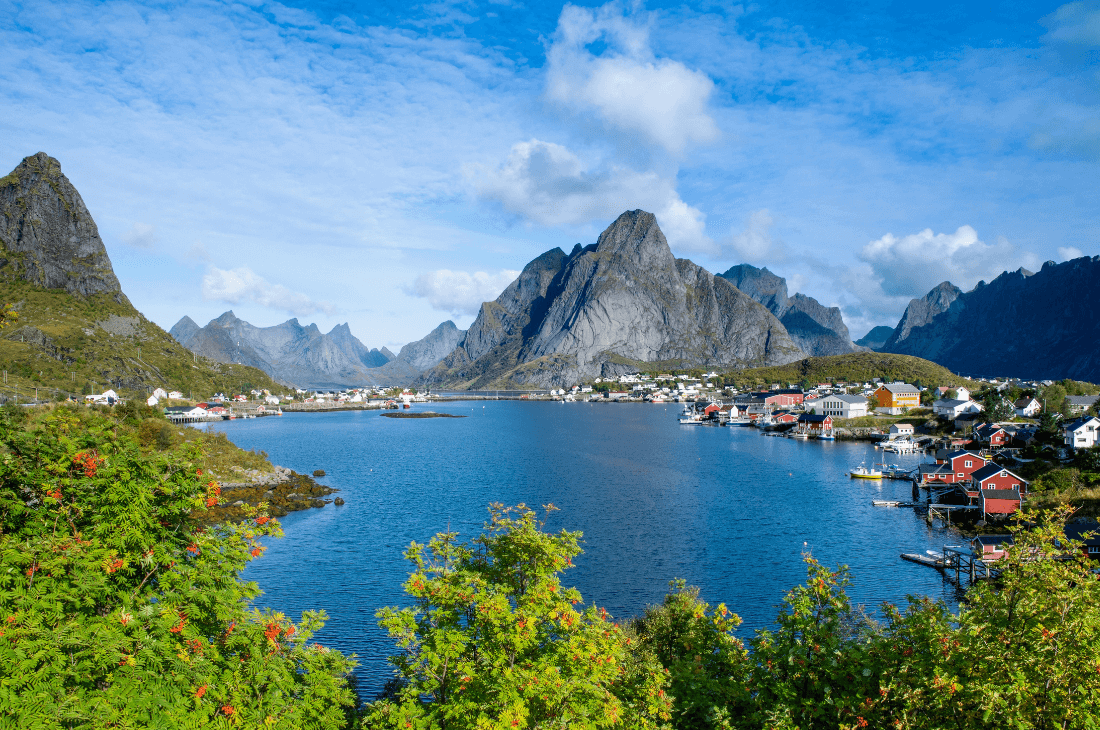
(593, 210, 676, 270)
(0, 152, 123, 299)
(883, 281, 963, 349)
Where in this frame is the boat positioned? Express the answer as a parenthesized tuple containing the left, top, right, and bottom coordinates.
(788, 432, 809, 439)
(678, 406, 703, 424)
(849, 463, 883, 479)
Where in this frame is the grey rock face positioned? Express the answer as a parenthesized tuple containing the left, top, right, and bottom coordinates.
(854, 325, 895, 350)
(881, 259, 1100, 381)
(395, 320, 464, 371)
(422, 210, 804, 389)
(882, 281, 963, 349)
(0, 152, 124, 299)
(717, 263, 859, 356)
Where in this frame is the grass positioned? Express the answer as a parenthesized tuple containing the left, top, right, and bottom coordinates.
(0, 279, 284, 402)
(725, 352, 973, 390)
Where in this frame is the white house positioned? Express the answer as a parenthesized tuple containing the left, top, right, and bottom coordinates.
(1014, 397, 1041, 418)
(814, 394, 868, 419)
(889, 423, 915, 438)
(152, 388, 168, 400)
(264, 395, 281, 405)
(1063, 417, 1100, 450)
(85, 389, 119, 405)
(1067, 395, 1100, 415)
(146, 395, 159, 406)
(956, 386, 971, 401)
(934, 399, 983, 419)
(168, 391, 184, 400)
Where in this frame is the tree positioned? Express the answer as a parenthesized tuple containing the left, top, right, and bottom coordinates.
(0, 406, 357, 728)
(367, 504, 672, 729)
(628, 580, 749, 730)
(979, 390, 1013, 423)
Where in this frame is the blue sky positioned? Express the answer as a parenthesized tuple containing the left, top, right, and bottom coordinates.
(2, 0, 1098, 347)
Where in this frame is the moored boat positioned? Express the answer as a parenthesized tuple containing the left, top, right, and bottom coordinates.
(849, 463, 883, 479)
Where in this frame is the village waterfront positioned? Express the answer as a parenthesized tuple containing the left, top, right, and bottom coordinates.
(203, 401, 961, 696)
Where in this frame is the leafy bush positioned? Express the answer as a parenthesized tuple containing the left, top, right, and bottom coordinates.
(0, 406, 357, 728)
(366, 504, 672, 729)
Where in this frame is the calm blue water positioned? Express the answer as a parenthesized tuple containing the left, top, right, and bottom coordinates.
(204, 402, 958, 694)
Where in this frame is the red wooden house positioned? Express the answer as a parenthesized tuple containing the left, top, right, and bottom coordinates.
(917, 450, 989, 485)
(970, 463, 1029, 497)
(770, 410, 799, 425)
(980, 488, 1022, 517)
(971, 534, 1014, 560)
(973, 423, 1010, 448)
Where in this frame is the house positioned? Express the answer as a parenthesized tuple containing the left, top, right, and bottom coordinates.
(84, 389, 120, 405)
(973, 423, 1010, 448)
(1066, 395, 1099, 415)
(888, 423, 915, 438)
(734, 389, 804, 413)
(1014, 397, 1041, 418)
(146, 395, 159, 406)
(264, 395, 280, 405)
(1063, 416, 1100, 450)
(980, 488, 1022, 517)
(916, 450, 989, 485)
(1063, 523, 1100, 560)
(168, 391, 184, 400)
(970, 463, 1029, 497)
(971, 534, 1014, 560)
(796, 413, 833, 437)
(873, 382, 920, 415)
(815, 394, 868, 418)
(770, 410, 800, 425)
(152, 387, 168, 400)
(933, 398, 983, 419)
(164, 405, 213, 423)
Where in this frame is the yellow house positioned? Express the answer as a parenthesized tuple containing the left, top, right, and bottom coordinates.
(874, 382, 920, 415)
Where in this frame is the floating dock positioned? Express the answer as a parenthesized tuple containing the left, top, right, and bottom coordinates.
(872, 500, 918, 507)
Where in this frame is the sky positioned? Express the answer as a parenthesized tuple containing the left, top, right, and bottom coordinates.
(2, 0, 1098, 348)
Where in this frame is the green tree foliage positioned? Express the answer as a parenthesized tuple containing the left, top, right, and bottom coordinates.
(978, 389, 1013, 423)
(628, 580, 749, 730)
(366, 504, 672, 729)
(1039, 383, 1070, 417)
(0, 406, 357, 728)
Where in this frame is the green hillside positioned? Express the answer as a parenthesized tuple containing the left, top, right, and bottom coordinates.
(725, 352, 974, 389)
(0, 279, 283, 402)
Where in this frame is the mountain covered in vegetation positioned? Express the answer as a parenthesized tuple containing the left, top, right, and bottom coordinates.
(420, 211, 805, 389)
(171, 313, 464, 388)
(881, 257, 1100, 381)
(717, 264, 862, 356)
(0, 152, 279, 399)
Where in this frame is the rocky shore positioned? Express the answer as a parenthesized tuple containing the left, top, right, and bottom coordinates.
(199, 465, 339, 524)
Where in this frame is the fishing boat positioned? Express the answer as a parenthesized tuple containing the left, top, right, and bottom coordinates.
(849, 463, 883, 479)
(678, 406, 703, 424)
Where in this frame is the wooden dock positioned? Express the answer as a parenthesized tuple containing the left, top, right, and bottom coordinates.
(872, 500, 918, 507)
(901, 553, 946, 568)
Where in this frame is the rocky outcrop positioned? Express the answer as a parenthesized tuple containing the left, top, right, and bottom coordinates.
(421, 211, 804, 389)
(717, 263, 859, 356)
(882, 281, 963, 349)
(881, 259, 1100, 381)
(0, 152, 124, 300)
(854, 325, 895, 350)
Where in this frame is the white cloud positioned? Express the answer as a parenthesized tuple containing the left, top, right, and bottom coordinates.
(545, 3, 719, 156)
(122, 222, 157, 249)
(473, 138, 712, 251)
(202, 266, 334, 317)
(407, 269, 521, 315)
(1042, 2, 1100, 46)
(858, 225, 1034, 297)
(724, 209, 779, 263)
(1059, 246, 1084, 260)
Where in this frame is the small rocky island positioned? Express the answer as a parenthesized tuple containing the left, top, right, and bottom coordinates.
(380, 411, 466, 419)
(199, 465, 339, 524)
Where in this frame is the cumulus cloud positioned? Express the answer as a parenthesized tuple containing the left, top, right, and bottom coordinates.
(1059, 246, 1084, 260)
(858, 225, 1035, 297)
(474, 138, 712, 251)
(122, 222, 157, 249)
(1042, 1, 1100, 45)
(407, 269, 521, 315)
(545, 3, 719, 156)
(202, 266, 334, 316)
(724, 209, 780, 263)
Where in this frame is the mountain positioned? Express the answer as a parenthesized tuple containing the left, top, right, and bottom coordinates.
(170, 312, 398, 388)
(854, 326, 895, 350)
(717, 264, 860, 356)
(420, 210, 804, 389)
(882, 281, 962, 350)
(0, 152, 280, 399)
(880, 258, 1100, 381)
(171, 313, 464, 388)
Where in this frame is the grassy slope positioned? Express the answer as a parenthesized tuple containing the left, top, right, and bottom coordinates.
(0, 279, 283, 402)
(724, 352, 974, 389)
